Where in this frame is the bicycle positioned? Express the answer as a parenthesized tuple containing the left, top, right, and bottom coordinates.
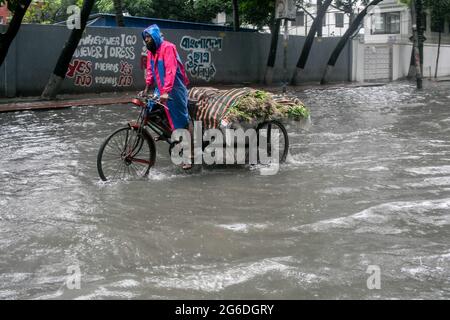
(97, 95, 289, 182)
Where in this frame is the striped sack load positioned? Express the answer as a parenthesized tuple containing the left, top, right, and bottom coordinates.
(188, 87, 252, 129)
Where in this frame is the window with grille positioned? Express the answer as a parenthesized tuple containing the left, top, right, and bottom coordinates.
(372, 12, 401, 34)
(292, 11, 305, 27)
(335, 13, 344, 28)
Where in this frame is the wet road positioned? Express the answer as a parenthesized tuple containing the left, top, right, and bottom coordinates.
(0, 81, 449, 299)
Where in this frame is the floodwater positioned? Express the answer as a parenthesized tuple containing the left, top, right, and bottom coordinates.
(0, 81, 449, 300)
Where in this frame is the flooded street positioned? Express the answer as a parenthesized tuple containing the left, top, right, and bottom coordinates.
(0, 81, 449, 299)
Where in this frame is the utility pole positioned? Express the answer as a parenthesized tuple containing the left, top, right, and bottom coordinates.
(283, 18, 289, 94)
(276, 0, 295, 94)
(410, 0, 424, 89)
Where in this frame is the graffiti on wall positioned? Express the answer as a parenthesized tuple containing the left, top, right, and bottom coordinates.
(68, 34, 138, 88)
(75, 34, 137, 60)
(180, 36, 223, 82)
(67, 59, 93, 87)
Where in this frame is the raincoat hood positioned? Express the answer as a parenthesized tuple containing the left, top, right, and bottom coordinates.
(142, 24, 164, 50)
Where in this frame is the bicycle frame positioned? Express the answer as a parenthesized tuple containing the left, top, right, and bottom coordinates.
(97, 95, 289, 182)
(130, 96, 175, 146)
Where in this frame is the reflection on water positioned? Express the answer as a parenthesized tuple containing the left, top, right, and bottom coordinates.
(0, 81, 449, 299)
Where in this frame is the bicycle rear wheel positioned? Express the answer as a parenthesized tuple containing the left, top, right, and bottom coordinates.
(97, 127, 156, 181)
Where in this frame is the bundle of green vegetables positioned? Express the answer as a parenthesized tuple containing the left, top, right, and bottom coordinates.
(226, 90, 310, 124)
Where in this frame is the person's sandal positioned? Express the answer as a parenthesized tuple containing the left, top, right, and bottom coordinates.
(182, 163, 193, 170)
(182, 156, 194, 170)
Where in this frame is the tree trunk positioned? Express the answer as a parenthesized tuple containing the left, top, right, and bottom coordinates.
(291, 0, 333, 85)
(349, 12, 355, 25)
(113, 0, 125, 27)
(321, 0, 384, 85)
(435, 30, 441, 79)
(317, 0, 323, 37)
(232, 0, 240, 32)
(264, 18, 281, 85)
(41, 0, 95, 99)
(0, 0, 32, 67)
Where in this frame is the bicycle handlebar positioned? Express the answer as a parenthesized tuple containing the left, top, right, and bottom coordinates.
(136, 94, 173, 108)
(139, 92, 173, 101)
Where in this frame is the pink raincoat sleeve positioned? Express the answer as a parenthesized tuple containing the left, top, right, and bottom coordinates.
(160, 45, 178, 95)
(145, 52, 154, 86)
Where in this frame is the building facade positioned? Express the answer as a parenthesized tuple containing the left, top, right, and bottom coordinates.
(285, 2, 355, 37)
(363, 0, 450, 45)
(214, 0, 357, 37)
(353, 0, 450, 82)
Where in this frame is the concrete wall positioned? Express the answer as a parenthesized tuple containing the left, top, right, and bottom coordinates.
(392, 44, 412, 81)
(0, 24, 351, 97)
(352, 38, 365, 83)
(353, 38, 450, 82)
(422, 44, 450, 79)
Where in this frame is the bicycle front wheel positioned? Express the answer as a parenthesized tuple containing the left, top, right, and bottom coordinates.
(97, 127, 156, 181)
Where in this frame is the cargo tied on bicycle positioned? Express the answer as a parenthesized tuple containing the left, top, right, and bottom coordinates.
(97, 87, 310, 182)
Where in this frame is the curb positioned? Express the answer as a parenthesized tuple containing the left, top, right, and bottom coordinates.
(0, 97, 133, 113)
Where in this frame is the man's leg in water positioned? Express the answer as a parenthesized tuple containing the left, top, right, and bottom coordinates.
(182, 121, 194, 170)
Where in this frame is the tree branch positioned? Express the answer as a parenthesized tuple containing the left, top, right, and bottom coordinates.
(296, 5, 315, 19)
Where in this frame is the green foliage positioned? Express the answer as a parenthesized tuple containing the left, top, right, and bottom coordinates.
(13, 0, 229, 24)
(399, 0, 450, 32)
(126, 0, 186, 20)
(228, 90, 275, 122)
(287, 104, 310, 120)
(228, 107, 253, 121)
(227, 90, 310, 123)
(239, 0, 275, 29)
(102, 0, 156, 18)
(188, 0, 231, 23)
(333, 0, 370, 14)
(96, 0, 115, 12)
(96, 0, 230, 23)
(23, 0, 83, 24)
(424, 0, 450, 32)
(253, 90, 269, 100)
